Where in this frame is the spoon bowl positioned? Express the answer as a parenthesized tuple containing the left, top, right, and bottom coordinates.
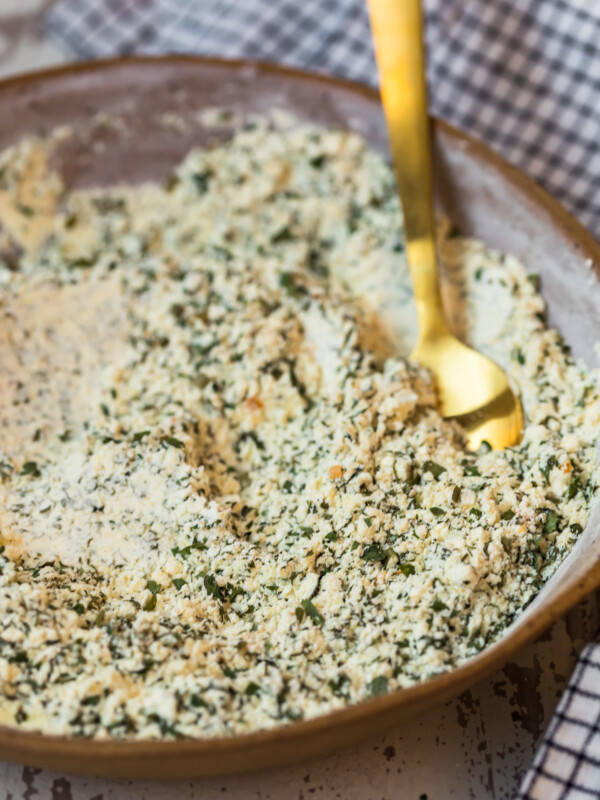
(411, 331, 523, 449)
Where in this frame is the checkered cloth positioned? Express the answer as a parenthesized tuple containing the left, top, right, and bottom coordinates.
(46, 0, 600, 238)
(518, 643, 600, 800)
(44, 1, 600, 797)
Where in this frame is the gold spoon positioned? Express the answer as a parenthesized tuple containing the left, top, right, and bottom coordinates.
(366, 0, 523, 450)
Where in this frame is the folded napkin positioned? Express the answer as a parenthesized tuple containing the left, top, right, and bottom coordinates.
(47, 0, 600, 239)
(518, 643, 600, 799)
(45, 1, 600, 797)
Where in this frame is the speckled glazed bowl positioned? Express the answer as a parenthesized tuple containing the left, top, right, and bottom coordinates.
(0, 57, 599, 779)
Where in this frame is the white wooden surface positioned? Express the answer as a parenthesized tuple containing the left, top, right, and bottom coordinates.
(1, 596, 599, 800)
(0, 3, 597, 798)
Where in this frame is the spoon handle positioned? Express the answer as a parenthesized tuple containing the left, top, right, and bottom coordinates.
(366, 0, 447, 340)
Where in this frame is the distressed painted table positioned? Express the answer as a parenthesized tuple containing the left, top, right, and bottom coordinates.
(1, 595, 598, 800)
(0, 3, 599, 799)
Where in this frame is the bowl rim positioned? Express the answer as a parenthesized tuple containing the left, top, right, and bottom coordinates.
(0, 53, 599, 776)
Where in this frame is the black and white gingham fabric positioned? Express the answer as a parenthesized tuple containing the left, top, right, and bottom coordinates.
(46, 0, 600, 237)
(44, 2, 600, 796)
(518, 642, 600, 800)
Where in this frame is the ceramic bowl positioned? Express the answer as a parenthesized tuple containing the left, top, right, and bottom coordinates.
(0, 57, 598, 778)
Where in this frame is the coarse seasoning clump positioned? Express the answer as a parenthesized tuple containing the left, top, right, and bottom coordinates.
(0, 118, 598, 739)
